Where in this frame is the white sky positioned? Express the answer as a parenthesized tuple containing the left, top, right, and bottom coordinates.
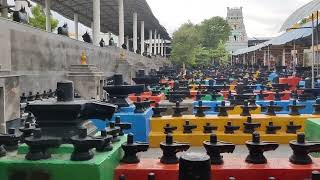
(8, 0, 313, 38)
(146, 0, 313, 38)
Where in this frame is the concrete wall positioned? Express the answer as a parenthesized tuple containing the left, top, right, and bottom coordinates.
(0, 18, 170, 128)
(0, 18, 169, 92)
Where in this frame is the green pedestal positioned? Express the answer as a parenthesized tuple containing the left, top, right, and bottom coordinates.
(0, 135, 126, 180)
(151, 87, 171, 96)
(201, 95, 224, 101)
(306, 119, 320, 157)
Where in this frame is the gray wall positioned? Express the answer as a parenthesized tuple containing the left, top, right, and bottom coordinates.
(0, 18, 170, 127)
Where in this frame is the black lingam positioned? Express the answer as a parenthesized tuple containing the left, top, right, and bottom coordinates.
(121, 133, 149, 164)
(289, 133, 320, 165)
(26, 81, 117, 141)
(160, 133, 190, 164)
(104, 74, 144, 107)
(70, 128, 103, 161)
(194, 101, 211, 117)
(224, 122, 240, 134)
(286, 121, 302, 134)
(243, 117, 261, 134)
(25, 128, 62, 160)
(203, 134, 235, 164)
(245, 132, 279, 164)
(215, 101, 234, 117)
(183, 121, 197, 134)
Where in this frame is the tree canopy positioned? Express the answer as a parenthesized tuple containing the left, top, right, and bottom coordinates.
(170, 17, 231, 67)
(29, 5, 59, 31)
(198, 16, 231, 49)
(170, 22, 201, 67)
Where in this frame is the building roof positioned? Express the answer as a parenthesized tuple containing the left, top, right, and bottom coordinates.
(233, 21, 316, 56)
(31, 0, 170, 39)
(280, 0, 320, 32)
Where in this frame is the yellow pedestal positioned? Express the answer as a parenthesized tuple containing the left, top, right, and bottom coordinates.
(229, 106, 262, 115)
(149, 131, 297, 147)
(148, 114, 320, 147)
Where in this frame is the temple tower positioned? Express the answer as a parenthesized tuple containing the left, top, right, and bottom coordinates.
(226, 7, 248, 53)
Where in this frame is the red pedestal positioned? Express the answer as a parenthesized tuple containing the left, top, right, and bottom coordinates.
(160, 80, 175, 88)
(128, 93, 165, 104)
(279, 76, 301, 91)
(115, 158, 320, 180)
(262, 91, 291, 101)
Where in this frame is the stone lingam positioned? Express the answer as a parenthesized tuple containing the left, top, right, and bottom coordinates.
(104, 74, 145, 107)
(132, 69, 160, 88)
(26, 80, 117, 142)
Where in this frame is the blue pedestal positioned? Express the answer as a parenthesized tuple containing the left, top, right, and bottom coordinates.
(256, 100, 290, 114)
(299, 81, 305, 88)
(256, 100, 315, 114)
(255, 84, 263, 90)
(268, 72, 278, 82)
(91, 107, 153, 142)
(192, 101, 222, 115)
(297, 100, 315, 114)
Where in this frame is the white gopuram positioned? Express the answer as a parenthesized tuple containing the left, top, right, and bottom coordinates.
(225, 7, 248, 53)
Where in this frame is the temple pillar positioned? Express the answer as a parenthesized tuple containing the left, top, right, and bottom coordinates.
(140, 21, 145, 55)
(133, 12, 138, 52)
(118, 0, 124, 47)
(45, 0, 51, 32)
(74, 13, 79, 40)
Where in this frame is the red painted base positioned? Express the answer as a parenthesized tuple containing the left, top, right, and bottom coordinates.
(128, 93, 165, 104)
(115, 158, 320, 180)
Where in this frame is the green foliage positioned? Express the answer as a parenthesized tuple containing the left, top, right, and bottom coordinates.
(170, 17, 231, 67)
(171, 22, 201, 67)
(198, 16, 231, 49)
(29, 5, 58, 31)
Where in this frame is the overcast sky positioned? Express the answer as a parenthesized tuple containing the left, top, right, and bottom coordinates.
(146, 0, 312, 38)
(8, 0, 313, 38)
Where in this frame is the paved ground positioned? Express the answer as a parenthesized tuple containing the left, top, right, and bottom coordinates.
(141, 145, 292, 159)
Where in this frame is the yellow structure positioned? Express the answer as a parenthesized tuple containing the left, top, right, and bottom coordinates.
(80, 50, 87, 65)
(229, 105, 261, 115)
(149, 114, 320, 147)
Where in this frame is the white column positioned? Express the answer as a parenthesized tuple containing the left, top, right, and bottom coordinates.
(118, 0, 124, 47)
(153, 30, 157, 55)
(160, 39, 163, 56)
(282, 48, 286, 66)
(1, 0, 8, 18)
(126, 35, 130, 50)
(133, 12, 138, 52)
(157, 34, 161, 55)
(263, 51, 267, 66)
(74, 13, 79, 40)
(140, 21, 145, 55)
(164, 40, 167, 57)
(45, 0, 51, 32)
(92, 0, 101, 46)
(149, 30, 153, 55)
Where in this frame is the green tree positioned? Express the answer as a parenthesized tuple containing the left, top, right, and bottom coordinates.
(170, 17, 231, 67)
(29, 5, 58, 31)
(170, 22, 201, 67)
(198, 16, 231, 49)
(211, 41, 230, 65)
